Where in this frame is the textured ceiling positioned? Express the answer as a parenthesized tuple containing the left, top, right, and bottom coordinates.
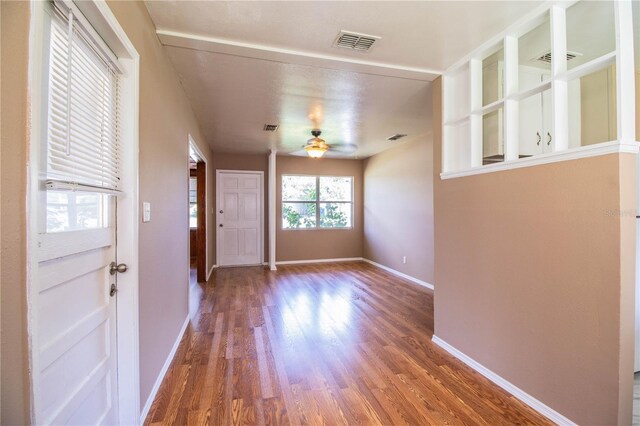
(145, 1, 544, 157)
(164, 46, 432, 158)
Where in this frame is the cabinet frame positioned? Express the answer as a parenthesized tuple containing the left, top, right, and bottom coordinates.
(442, 0, 637, 179)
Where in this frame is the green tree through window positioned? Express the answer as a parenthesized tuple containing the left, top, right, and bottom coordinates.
(282, 176, 353, 229)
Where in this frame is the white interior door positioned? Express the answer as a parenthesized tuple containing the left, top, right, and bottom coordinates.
(217, 171, 263, 266)
(36, 192, 120, 424)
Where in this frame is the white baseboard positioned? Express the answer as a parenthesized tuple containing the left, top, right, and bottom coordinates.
(431, 336, 575, 426)
(206, 264, 217, 281)
(276, 257, 363, 265)
(362, 258, 434, 290)
(140, 316, 190, 424)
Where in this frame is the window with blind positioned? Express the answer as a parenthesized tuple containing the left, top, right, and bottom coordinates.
(45, 3, 122, 232)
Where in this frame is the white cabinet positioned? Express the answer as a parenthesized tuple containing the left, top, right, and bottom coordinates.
(518, 67, 551, 156)
(518, 66, 581, 156)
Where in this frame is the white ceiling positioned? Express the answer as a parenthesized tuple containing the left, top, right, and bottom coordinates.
(145, 1, 544, 158)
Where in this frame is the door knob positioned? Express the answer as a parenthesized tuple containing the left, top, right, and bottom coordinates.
(109, 262, 128, 275)
(219, 224, 223, 227)
(219, 210, 223, 214)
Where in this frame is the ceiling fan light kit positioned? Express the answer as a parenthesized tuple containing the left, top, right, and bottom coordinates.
(305, 144, 328, 158)
(305, 129, 329, 158)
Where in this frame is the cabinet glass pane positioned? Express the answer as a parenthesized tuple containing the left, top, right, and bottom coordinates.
(483, 108, 503, 165)
(482, 48, 504, 106)
(518, 14, 551, 92)
(566, 1, 615, 70)
(568, 64, 617, 148)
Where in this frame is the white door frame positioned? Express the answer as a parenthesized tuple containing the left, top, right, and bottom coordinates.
(216, 170, 264, 267)
(189, 135, 209, 275)
(26, 1, 141, 424)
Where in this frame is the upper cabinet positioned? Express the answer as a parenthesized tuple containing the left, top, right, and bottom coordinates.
(442, 0, 637, 177)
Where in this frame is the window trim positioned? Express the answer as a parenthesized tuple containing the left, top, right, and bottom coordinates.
(281, 174, 354, 230)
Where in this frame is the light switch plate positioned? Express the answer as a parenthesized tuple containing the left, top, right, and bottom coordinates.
(142, 202, 151, 222)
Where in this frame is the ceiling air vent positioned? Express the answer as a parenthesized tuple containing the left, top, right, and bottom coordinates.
(263, 124, 279, 132)
(333, 31, 380, 52)
(387, 134, 407, 141)
(534, 50, 581, 64)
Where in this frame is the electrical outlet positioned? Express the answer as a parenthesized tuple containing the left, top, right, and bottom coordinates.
(402, 256, 407, 264)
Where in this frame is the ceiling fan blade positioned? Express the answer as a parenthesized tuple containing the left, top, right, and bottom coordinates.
(289, 149, 309, 157)
(330, 143, 358, 153)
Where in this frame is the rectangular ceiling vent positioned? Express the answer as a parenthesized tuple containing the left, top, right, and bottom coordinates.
(333, 31, 380, 52)
(263, 124, 279, 132)
(534, 50, 582, 64)
(387, 134, 407, 141)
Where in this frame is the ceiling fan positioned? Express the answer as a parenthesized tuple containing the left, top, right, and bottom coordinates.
(293, 129, 357, 158)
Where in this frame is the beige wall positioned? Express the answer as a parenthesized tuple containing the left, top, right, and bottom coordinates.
(212, 152, 269, 263)
(433, 77, 636, 424)
(276, 156, 363, 261)
(1, 0, 216, 418)
(1, 2, 31, 423)
(106, 0, 214, 406)
(363, 136, 434, 284)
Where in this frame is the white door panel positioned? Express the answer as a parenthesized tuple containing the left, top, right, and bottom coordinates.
(224, 193, 239, 221)
(218, 171, 263, 266)
(224, 177, 239, 189)
(223, 229, 239, 255)
(36, 199, 118, 425)
(242, 176, 258, 189)
(243, 194, 258, 220)
(243, 229, 258, 255)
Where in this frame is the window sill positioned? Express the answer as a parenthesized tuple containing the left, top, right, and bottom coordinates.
(440, 140, 639, 180)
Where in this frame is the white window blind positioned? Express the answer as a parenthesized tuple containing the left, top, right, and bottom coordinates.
(46, 3, 122, 192)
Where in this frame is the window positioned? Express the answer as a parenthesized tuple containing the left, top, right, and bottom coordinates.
(44, 2, 122, 232)
(282, 176, 353, 229)
(189, 177, 197, 228)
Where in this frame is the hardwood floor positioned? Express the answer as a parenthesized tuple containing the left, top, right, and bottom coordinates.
(145, 262, 552, 425)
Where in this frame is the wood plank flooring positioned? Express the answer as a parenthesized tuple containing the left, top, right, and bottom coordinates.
(145, 262, 552, 425)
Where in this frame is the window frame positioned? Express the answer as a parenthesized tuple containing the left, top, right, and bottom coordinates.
(281, 174, 354, 230)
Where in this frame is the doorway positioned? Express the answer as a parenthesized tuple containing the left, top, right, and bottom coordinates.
(189, 141, 207, 282)
(216, 170, 264, 267)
